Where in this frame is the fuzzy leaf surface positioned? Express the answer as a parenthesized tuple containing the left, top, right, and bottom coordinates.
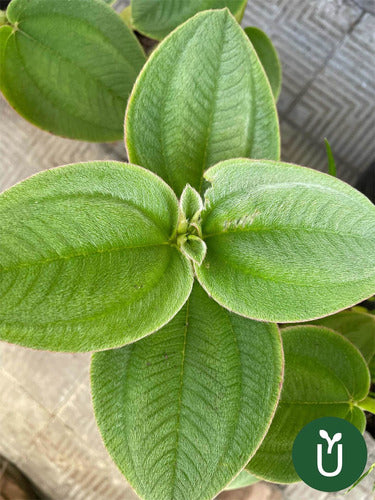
(225, 470, 259, 490)
(126, 10, 279, 196)
(247, 326, 370, 483)
(0, 162, 193, 352)
(0, 0, 145, 141)
(181, 236, 207, 265)
(196, 159, 375, 322)
(130, 0, 248, 40)
(244, 27, 281, 100)
(91, 283, 282, 500)
(180, 185, 203, 222)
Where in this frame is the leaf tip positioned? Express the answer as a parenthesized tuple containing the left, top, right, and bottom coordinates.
(324, 138, 337, 177)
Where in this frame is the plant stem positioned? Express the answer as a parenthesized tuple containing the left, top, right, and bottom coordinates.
(358, 395, 375, 414)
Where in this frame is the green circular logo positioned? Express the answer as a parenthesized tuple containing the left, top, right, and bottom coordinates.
(292, 417, 367, 492)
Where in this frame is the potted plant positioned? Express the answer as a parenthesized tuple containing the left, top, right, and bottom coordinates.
(0, 1, 374, 498)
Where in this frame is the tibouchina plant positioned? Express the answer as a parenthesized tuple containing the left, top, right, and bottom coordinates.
(0, 5, 375, 500)
(0, 0, 279, 141)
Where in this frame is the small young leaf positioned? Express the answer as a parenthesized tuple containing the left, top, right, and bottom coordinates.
(180, 184, 203, 222)
(225, 470, 259, 490)
(325, 138, 337, 177)
(196, 159, 375, 323)
(308, 310, 375, 363)
(247, 326, 370, 483)
(130, 0, 248, 40)
(181, 236, 207, 265)
(244, 27, 282, 100)
(91, 283, 283, 500)
(126, 9, 280, 196)
(0, 162, 194, 352)
(0, 0, 146, 141)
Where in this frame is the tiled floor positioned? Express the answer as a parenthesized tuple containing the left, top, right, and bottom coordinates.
(0, 1, 374, 499)
(241, 0, 375, 185)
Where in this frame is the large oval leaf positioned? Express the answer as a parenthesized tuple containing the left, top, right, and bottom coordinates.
(91, 283, 283, 500)
(196, 159, 375, 322)
(308, 310, 375, 364)
(0, 0, 146, 141)
(126, 9, 279, 196)
(130, 0, 248, 40)
(0, 162, 193, 352)
(247, 325, 370, 483)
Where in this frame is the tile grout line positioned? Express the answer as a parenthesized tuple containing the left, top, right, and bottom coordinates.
(282, 9, 366, 119)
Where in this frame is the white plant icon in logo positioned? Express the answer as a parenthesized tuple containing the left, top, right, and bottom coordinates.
(317, 430, 343, 477)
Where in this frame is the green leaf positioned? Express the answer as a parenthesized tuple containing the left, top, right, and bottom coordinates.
(308, 310, 375, 363)
(196, 159, 375, 323)
(91, 283, 283, 500)
(126, 9, 280, 196)
(325, 138, 337, 177)
(119, 5, 133, 29)
(130, 0, 248, 40)
(247, 325, 370, 483)
(358, 396, 375, 414)
(180, 236, 207, 265)
(0, 0, 146, 141)
(244, 27, 282, 100)
(0, 162, 194, 352)
(370, 356, 375, 383)
(178, 186, 206, 264)
(0, 10, 6, 26)
(180, 185, 203, 222)
(225, 470, 259, 490)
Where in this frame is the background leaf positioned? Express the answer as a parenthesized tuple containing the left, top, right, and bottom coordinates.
(358, 396, 375, 414)
(0, 162, 193, 352)
(225, 470, 259, 490)
(91, 283, 283, 500)
(0, 0, 145, 141)
(306, 310, 375, 364)
(370, 357, 375, 383)
(196, 159, 375, 322)
(247, 325, 370, 483)
(244, 27, 281, 100)
(130, 0, 248, 40)
(126, 9, 279, 196)
(325, 138, 337, 177)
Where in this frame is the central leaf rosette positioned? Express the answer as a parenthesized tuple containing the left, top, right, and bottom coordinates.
(175, 185, 207, 265)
